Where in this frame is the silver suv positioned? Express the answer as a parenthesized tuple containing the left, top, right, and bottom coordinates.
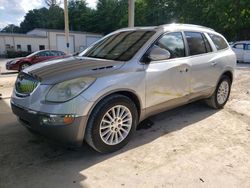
(11, 24, 236, 153)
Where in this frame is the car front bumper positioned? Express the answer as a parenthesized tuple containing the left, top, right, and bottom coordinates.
(11, 101, 88, 146)
(6, 63, 18, 70)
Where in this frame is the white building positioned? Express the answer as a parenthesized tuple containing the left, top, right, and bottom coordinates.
(0, 28, 103, 55)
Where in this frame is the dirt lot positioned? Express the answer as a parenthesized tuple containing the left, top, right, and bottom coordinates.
(0, 64, 250, 188)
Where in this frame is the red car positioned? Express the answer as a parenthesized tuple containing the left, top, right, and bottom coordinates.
(6, 50, 66, 71)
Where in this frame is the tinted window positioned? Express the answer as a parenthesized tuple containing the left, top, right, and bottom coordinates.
(17, 44, 21, 51)
(51, 51, 59, 56)
(5, 44, 11, 50)
(234, 44, 244, 49)
(185, 32, 207, 55)
(155, 32, 185, 58)
(81, 30, 155, 61)
(209, 34, 228, 50)
(51, 51, 65, 56)
(58, 51, 65, 55)
(50, 51, 56, 56)
(27, 45, 32, 52)
(203, 35, 212, 52)
(39, 45, 45, 50)
(245, 44, 250, 50)
(38, 51, 50, 57)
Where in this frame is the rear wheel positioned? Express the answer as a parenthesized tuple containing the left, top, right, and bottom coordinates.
(85, 94, 138, 153)
(206, 75, 231, 109)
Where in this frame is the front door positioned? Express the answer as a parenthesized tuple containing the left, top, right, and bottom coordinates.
(33, 51, 51, 64)
(145, 32, 191, 115)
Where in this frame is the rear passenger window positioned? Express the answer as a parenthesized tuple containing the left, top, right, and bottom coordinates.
(37, 51, 46, 57)
(184, 32, 208, 55)
(208, 34, 228, 50)
(155, 32, 185, 58)
(59, 51, 65, 55)
(51, 51, 59, 56)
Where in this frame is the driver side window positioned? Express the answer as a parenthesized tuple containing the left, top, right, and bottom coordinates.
(37, 51, 46, 57)
(38, 51, 52, 57)
(155, 32, 185, 59)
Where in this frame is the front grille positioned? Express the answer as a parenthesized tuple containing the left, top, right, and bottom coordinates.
(15, 73, 39, 97)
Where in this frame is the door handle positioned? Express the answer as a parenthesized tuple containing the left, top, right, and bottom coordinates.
(211, 62, 218, 67)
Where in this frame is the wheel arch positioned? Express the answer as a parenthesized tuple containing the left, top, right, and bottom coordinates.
(86, 89, 143, 123)
(221, 70, 233, 83)
(19, 61, 31, 70)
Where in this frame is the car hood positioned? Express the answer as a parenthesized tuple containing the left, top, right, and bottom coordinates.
(7, 57, 26, 63)
(23, 56, 125, 84)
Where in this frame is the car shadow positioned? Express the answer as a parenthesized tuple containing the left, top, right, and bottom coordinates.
(0, 71, 18, 75)
(0, 99, 219, 187)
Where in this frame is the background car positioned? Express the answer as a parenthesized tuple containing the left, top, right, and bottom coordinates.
(231, 41, 250, 63)
(6, 50, 66, 71)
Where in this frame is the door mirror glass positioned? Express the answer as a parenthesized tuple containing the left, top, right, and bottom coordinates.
(148, 45, 171, 61)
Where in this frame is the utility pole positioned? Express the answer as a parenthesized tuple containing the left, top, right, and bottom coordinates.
(64, 0, 70, 55)
(11, 25, 15, 51)
(128, 0, 135, 27)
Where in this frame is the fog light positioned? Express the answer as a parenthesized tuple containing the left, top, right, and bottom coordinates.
(40, 114, 75, 125)
(63, 115, 75, 124)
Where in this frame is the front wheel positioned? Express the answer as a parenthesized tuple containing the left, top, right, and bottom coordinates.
(85, 94, 138, 153)
(206, 75, 231, 109)
(19, 63, 30, 71)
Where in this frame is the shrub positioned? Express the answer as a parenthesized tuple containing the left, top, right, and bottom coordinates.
(6, 50, 31, 58)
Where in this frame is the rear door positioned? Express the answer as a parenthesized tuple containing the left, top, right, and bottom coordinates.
(184, 32, 219, 96)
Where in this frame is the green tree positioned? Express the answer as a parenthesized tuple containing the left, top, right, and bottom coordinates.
(2, 0, 249, 40)
(90, 0, 128, 34)
(68, 0, 93, 31)
(19, 6, 64, 33)
(1, 24, 21, 33)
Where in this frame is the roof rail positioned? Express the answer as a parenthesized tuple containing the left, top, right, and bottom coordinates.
(158, 23, 215, 31)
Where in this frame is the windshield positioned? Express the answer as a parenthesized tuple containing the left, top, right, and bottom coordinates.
(80, 30, 156, 61)
(27, 51, 39, 57)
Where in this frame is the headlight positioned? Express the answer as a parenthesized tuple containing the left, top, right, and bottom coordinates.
(10, 60, 19, 64)
(46, 77, 95, 102)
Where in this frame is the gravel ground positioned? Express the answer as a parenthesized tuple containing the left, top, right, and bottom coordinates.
(0, 64, 250, 188)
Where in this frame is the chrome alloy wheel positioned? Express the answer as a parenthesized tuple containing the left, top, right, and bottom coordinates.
(99, 105, 132, 145)
(21, 63, 29, 70)
(217, 80, 229, 105)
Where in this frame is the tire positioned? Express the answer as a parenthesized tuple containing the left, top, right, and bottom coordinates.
(85, 94, 138, 153)
(206, 75, 232, 109)
(19, 63, 30, 71)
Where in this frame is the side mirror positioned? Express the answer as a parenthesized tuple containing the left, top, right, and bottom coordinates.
(148, 46, 171, 61)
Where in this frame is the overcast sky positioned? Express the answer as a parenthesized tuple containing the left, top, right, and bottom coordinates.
(0, 0, 97, 29)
